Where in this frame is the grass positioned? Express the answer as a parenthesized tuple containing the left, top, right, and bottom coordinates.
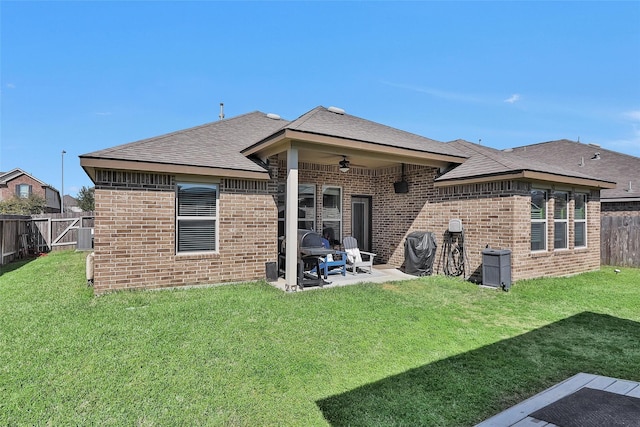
(1, 251, 639, 426)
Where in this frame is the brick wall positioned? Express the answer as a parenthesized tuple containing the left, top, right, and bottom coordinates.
(94, 161, 605, 293)
(92, 169, 278, 294)
(0, 175, 47, 201)
(280, 161, 603, 282)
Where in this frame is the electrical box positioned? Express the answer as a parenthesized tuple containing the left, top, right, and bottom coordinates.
(448, 219, 463, 233)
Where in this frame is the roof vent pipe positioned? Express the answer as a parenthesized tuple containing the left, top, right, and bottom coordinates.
(627, 181, 633, 193)
(579, 157, 585, 167)
(219, 102, 225, 120)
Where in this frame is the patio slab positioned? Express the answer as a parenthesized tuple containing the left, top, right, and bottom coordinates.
(269, 264, 418, 292)
(475, 373, 640, 426)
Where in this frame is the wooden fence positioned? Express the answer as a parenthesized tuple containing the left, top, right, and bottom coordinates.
(0, 212, 95, 265)
(0, 215, 30, 265)
(601, 215, 640, 267)
(30, 212, 95, 253)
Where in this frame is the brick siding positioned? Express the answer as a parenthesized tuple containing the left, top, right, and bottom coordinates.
(93, 161, 604, 293)
(92, 169, 278, 294)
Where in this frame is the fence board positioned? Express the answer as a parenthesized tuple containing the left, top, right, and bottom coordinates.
(601, 215, 640, 267)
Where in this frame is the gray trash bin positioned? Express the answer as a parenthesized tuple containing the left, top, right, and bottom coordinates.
(482, 249, 511, 290)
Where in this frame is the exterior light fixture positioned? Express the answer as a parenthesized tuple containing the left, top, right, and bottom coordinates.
(339, 156, 350, 173)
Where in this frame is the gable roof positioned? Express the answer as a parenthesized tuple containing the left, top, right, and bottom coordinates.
(435, 140, 616, 189)
(509, 140, 639, 201)
(284, 106, 466, 158)
(242, 106, 467, 165)
(0, 168, 57, 190)
(81, 111, 290, 181)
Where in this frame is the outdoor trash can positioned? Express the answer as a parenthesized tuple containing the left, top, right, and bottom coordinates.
(265, 262, 278, 282)
(482, 248, 511, 290)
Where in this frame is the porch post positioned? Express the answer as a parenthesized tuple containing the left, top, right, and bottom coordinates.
(285, 146, 299, 290)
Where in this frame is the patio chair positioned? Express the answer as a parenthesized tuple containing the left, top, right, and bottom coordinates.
(343, 236, 376, 275)
(317, 250, 348, 279)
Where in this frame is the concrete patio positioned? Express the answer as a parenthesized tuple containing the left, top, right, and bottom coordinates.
(269, 264, 418, 292)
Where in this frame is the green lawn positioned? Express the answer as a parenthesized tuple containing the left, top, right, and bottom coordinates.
(1, 251, 639, 426)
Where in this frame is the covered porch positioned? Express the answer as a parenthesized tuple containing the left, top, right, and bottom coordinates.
(242, 107, 466, 291)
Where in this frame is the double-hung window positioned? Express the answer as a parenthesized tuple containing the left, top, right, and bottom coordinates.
(176, 183, 218, 253)
(553, 191, 568, 250)
(531, 189, 547, 251)
(574, 193, 587, 248)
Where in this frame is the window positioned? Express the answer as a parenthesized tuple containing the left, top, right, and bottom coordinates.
(176, 183, 218, 253)
(574, 193, 587, 247)
(322, 186, 342, 244)
(531, 189, 547, 251)
(16, 184, 32, 198)
(277, 183, 316, 236)
(553, 191, 568, 250)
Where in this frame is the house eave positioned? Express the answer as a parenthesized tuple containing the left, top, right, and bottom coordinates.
(242, 129, 467, 168)
(80, 157, 270, 183)
(434, 170, 617, 189)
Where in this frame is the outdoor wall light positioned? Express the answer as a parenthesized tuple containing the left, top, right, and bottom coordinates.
(339, 156, 350, 173)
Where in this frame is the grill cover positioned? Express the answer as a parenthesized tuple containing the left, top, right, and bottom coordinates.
(404, 231, 437, 276)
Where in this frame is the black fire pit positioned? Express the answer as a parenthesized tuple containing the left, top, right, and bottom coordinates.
(279, 229, 335, 289)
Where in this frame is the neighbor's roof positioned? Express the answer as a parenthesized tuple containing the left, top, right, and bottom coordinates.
(0, 168, 58, 190)
(278, 106, 466, 159)
(509, 140, 639, 201)
(81, 111, 290, 180)
(436, 140, 616, 190)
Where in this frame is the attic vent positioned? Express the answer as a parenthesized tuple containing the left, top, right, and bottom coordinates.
(591, 152, 601, 160)
(503, 148, 513, 152)
(266, 113, 281, 120)
(588, 143, 601, 148)
(327, 106, 345, 115)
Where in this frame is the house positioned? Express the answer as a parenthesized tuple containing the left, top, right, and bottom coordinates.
(80, 106, 615, 294)
(509, 140, 640, 266)
(0, 168, 61, 213)
(63, 195, 84, 213)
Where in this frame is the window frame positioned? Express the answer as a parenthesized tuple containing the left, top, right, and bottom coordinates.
(574, 193, 588, 248)
(277, 183, 317, 234)
(175, 182, 219, 254)
(16, 184, 32, 199)
(530, 189, 547, 252)
(322, 185, 343, 243)
(552, 191, 569, 250)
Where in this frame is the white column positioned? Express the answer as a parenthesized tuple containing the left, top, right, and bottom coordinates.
(285, 146, 299, 290)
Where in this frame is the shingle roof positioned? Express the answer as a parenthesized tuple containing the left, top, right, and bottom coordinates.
(437, 140, 613, 186)
(81, 111, 290, 173)
(281, 106, 467, 159)
(510, 140, 639, 200)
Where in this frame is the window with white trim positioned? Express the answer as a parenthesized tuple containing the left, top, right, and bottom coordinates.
(322, 186, 342, 244)
(176, 183, 218, 253)
(531, 189, 547, 251)
(553, 191, 568, 250)
(574, 193, 587, 248)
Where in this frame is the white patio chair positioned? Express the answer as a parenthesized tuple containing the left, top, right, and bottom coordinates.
(343, 236, 376, 275)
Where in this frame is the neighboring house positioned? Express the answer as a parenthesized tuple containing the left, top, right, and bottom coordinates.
(509, 140, 640, 266)
(80, 106, 615, 294)
(0, 168, 61, 213)
(63, 195, 84, 213)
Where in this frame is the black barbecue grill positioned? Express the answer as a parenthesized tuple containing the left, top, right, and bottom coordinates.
(278, 229, 335, 288)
